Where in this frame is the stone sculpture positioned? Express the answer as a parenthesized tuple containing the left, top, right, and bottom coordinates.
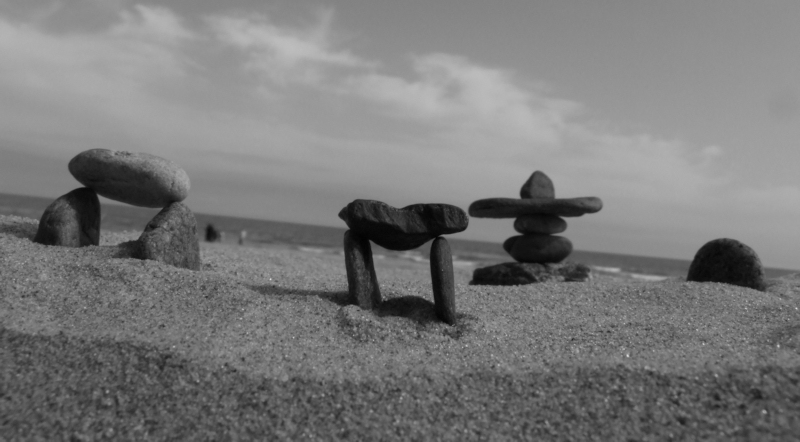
(34, 149, 200, 270)
(339, 199, 468, 324)
(468, 170, 601, 285)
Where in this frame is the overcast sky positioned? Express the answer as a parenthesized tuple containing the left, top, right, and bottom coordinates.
(0, 0, 798, 268)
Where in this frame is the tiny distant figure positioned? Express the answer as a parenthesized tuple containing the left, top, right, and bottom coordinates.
(205, 223, 221, 242)
(238, 229, 247, 245)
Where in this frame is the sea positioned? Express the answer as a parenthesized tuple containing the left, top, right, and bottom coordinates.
(2, 192, 796, 281)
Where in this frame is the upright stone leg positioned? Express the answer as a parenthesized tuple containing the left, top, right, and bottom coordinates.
(430, 236, 456, 325)
(343, 230, 381, 309)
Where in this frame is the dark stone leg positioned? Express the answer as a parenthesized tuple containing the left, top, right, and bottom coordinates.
(343, 230, 381, 309)
(430, 236, 456, 325)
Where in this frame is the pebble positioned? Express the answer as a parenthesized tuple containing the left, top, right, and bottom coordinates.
(338, 200, 468, 251)
(471, 261, 591, 285)
(132, 202, 201, 270)
(468, 196, 602, 218)
(33, 188, 100, 247)
(343, 230, 382, 309)
(68, 149, 190, 208)
(503, 234, 573, 263)
(513, 214, 567, 234)
(520, 170, 555, 199)
(686, 238, 767, 291)
(430, 237, 456, 325)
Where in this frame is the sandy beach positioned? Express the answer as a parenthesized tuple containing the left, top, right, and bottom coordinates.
(2, 214, 799, 440)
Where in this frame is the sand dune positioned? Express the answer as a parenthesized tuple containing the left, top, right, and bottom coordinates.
(2, 214, 799, 440)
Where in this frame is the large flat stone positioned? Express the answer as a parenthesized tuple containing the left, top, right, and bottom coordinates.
(33, 188, 100, 247)
(69, 149, 190, 208)
(471, 261, 591, 285)
(338, 200, 468, 251)
(469, 197, 602, 218)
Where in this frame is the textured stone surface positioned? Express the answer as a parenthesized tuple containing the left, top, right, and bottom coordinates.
(687, 238, 767, 291)
(69, 149, 190, 208)
(430, 237, 456, 325)
(469, 197, 602, 218)
(338, 200, 468, 251)
(520, 170, 555, 199)
(343, 230, 382, 309)
(33, 188, 100, 247)
(132, 202, 200, 270)
(503, 234, 573, 263)
(471, 261, 592, 285)
(513, 214, 567, 234)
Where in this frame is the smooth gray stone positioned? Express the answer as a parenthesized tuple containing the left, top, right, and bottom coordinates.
(430, 237, 456, 325)
(132, 202, 200, 270)
(503, 234, 573, 263)
(687, 238, 766, 291)
(343, 230, 381, 309)
(514, 214, 567, 234)
(471, 261, 591, 285)
(339, 200, 468, 251)
(468, 197, 602, 218)
(34, 188, 100, 247)
(520, 170, 555, 199)
(69, 149, 190, 208)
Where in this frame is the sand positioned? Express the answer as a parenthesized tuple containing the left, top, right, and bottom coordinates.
(2, 214, 799, 440)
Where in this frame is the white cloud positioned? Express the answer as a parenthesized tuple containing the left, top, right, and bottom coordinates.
(208, 8, 371, 86)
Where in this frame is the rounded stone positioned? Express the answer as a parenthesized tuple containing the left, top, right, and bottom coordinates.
(471, 261, 591, 285)
(503, 234, 573, 263)
(514, 214, 567, 234)
(68, 149, 190, 208)
(131, 202, 201, 270)
(520, 170, 555, 199)
(33, 187, 100, 247)
(686, 238, 767, 291)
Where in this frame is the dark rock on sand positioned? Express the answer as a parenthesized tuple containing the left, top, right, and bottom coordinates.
(338, 200, 468, 251)
(430, 237, 456, 325)
(69, 149, 190, 208)
(513, 214, 567, 234)
(503, 234, 573, 263)
(687, 238, 767, 291)
(520, 170, 555, 199)
(471, 261, 591, 285)
(468, 197, 602, 218)
(33, 188, 100, 247)
(343, 230, 382, 309)
(132, 202, 200, 270)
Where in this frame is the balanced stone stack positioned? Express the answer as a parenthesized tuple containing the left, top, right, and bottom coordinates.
(33, 149, 201, 270)
(468, 171, 602, 285)
(339, 199, 468, 325)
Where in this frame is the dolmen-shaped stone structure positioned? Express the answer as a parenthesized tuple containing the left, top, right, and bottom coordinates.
(687, 238, 767, 291)
(33, 149, 201, 270)
(468, 171, 602, 285)
(339, 200, 468, 325)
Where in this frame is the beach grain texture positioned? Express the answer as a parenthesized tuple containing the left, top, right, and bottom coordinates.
(2, 214, 799, 440)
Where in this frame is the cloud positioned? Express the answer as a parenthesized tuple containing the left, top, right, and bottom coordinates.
(208, 8, 371, 87)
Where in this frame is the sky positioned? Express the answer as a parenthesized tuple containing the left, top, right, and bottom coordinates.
(0, 0, 798, 269)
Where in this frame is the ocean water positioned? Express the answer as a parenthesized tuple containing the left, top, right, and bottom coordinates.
(2, 192, 796, 280)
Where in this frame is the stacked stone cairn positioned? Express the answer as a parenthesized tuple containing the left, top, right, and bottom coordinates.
(339, 200, 468, 325)
(33, 149, 201, 270)
(468, 171, 602, 285)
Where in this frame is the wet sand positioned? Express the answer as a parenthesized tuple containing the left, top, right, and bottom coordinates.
(2, 214, 799, 440)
